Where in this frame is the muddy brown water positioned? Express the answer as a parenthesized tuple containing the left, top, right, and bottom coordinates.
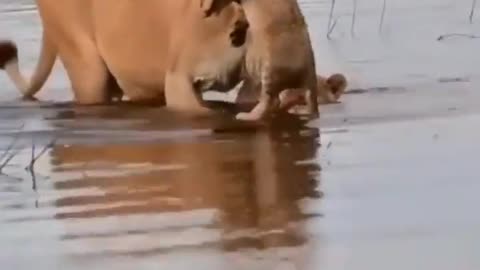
(2, 1, 480, 270)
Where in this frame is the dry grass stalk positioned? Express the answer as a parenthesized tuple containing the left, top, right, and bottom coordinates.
(470, 0, 477, 23)
(25, 138, 57, 172)
(379, 0, 387, 33)
(0, 124, 25, 173)
(327, 0, 336, 39)
(351, 0, 358, 37)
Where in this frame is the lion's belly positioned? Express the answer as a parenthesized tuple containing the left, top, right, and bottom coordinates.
(92, 0, 177, 99)
(97, 27, 169, 90)
(100, 50, 167, 100)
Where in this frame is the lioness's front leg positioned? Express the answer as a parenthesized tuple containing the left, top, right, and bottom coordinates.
(60, 44, 114, 105)
(305, 88, 319, 118)
(235, 61, 277, 121)
(164, 71, 212, 116)
(236, 90, 276, 121)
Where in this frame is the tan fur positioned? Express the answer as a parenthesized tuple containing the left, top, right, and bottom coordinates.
(233, 0, 319, 121)
(0, 35, 55, 99)
(0, 0, 248, 115)
(278, 73, 348, 112)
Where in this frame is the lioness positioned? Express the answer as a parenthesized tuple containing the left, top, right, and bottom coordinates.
(232, 0, 320, 121)
(0, 0, 248, 115)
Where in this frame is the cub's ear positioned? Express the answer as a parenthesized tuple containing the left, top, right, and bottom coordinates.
(200, 0, 216, 16)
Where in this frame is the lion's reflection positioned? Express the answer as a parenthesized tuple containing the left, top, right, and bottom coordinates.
(50, 118, 322, 255)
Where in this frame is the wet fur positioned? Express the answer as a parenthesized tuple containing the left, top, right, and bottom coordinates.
(0, 0, 248, 115)
(234, 0, 319, 121)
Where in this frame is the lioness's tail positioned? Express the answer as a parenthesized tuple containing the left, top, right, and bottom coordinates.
(0, 32, 56, 98)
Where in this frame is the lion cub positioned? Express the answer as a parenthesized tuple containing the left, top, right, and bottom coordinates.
(278, 73, 348, 112)
(234, 0, 319, 121)
(317, 73, 348, 104)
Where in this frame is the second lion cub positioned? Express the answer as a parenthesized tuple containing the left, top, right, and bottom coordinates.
(235, 0, 320, 121)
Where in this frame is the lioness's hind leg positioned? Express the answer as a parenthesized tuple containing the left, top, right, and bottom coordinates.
(60, 47, 113, 105)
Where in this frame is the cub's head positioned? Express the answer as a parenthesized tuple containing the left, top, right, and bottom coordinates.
(324, 73, 347, 101)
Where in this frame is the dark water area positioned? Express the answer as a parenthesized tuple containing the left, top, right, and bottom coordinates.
(2, 0, 480, 270)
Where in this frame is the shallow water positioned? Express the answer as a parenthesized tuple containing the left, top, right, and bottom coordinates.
(1, 1, 480, 270)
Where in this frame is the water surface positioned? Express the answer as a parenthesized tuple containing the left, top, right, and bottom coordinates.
(1, 1, 480, 269)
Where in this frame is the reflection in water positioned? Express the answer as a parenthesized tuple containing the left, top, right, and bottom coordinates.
(46, 114, 322, 259)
